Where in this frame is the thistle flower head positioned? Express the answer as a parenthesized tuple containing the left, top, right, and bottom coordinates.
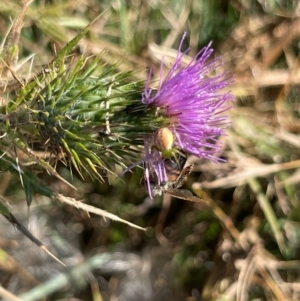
(143, 33, 234, 195)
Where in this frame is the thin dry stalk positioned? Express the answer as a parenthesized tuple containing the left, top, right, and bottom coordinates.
(55, 194, 146, 231)
(0, 0, 33, 77)
(236, 245, 257, 301)
(196, 158, 300, 189)
(192, 188, 241, 242)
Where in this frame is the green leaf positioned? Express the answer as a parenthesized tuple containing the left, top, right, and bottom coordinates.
(23, 172, 34, 207)
(0, 199, 10, 216)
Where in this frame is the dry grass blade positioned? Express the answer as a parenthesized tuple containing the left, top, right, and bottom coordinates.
(260, 267, 292, 300)
(235, 69, 300, 87)
(0, 196, 66, 266)
(0, 0, 33, 77)
(236, 243, 299, 301)
(55, 194, 147, 231)
(0, 248, 39, 286)
(196, 159, 300, 189)
(259, 269, 290, 301)
(235, 244, 300, 301)
(248, 177, 286, 253)
(236, 246, 257, 301)
(13, 142, 77, 191)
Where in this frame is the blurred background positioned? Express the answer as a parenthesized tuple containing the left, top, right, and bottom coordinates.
(1, 1, 300, 301)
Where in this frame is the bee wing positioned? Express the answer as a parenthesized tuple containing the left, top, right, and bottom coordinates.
(165, 188, 208, 204)
(174, 164, 194, 188)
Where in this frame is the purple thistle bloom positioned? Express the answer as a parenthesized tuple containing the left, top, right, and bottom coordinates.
(142, 33, 234, 196)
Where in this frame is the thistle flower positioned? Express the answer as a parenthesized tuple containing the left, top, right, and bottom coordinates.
(0, 28, 168, 190)
(142, 33, 234, 195)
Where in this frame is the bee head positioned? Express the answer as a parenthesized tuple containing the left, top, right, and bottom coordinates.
(163, 153, 187, 182)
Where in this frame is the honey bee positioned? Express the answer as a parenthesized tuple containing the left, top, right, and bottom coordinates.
(163, 151, 187, 182)
(151, 154, 192, 194)
(144, 153, 205, 203)
(141, 127, 205, 203)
